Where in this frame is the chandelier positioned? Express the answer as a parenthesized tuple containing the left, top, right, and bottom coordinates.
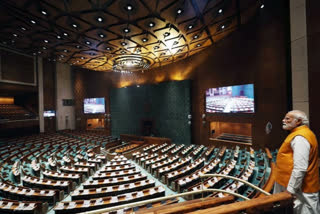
(112, 55, 151, 73)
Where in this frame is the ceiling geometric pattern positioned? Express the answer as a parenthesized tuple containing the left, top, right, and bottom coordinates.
(0, 0, 261, 73)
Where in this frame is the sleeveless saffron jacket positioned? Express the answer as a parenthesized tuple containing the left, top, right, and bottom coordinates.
(275, 125, 319, 193)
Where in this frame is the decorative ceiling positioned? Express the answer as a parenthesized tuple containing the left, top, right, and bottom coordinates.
(0, 0, 262, 73)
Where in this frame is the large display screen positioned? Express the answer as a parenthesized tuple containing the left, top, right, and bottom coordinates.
(44, 110, 56, 117)
(206, 84, 254, 113)
(84, 98, 105, 114)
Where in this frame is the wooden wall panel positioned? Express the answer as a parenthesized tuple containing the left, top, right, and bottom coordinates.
(0, 49, 35, 84)
(307, 0, 320, 147)
(43, 60, 56, 132)
(74, 69, 112, 135)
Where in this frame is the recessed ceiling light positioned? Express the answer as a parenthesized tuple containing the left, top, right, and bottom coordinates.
(11, 40, 15, 43)
(97, 17, 103, 22)
(57, 35, 61, 39)
(188, 25, 193, 29)
(13, 33, 18, 37)
(149, 22, 155, 27)
(164, 32, 170, 37)
(76, 45, 81, 49)
(99, 33, 105, 38)
(193, 35, 199, 39)
(154, 46, 159, 50)
(221, 25, 225, 29)
(218, 9, 223, 13)
(123, 28, 130, 33)
(44, 40, 48, 43)
(76, 60, 79, 63)
(72, 23, 78, 28)
(85, 41, 91, 45)
(164, 58, 168, 61)
(41, 10, 47, 15)
(60, 55, 64, 57)
(81, 57, 85, 59)
(260, 4, 264, 9)
(177, 8, 183, 14)
(53, 59, 56, 61)
(121, 50, 126, 54)
(63, 49, 68, 52)
(126, 4, 133, 11)
(63, 32, 68, 36)
(38, 51, 42, 54)
(196, 44, 201, 47)
(142, 38, 148, 42)
(21, 27, 26, 31)
(33, 52, 36, 55)
(30, 20, 36, 24)
(42, 47, 46, 49)
(121, 42, 127, 46)
(137, 85, 140, 87)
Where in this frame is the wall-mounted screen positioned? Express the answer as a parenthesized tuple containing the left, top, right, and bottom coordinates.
(206, 84, 254, 113)
(84, 97, 105, 114)
(44, 110, 56, 117)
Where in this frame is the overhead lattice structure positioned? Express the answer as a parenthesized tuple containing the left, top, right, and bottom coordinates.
(0, 0, 262, 72)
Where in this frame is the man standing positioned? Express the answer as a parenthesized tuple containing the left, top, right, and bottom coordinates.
(274, 110, 320, 214)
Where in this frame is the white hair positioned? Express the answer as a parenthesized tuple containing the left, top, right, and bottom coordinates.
(289, 110, 309, 126)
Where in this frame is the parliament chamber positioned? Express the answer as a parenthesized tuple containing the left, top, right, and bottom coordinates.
(0, 0, 319, 213)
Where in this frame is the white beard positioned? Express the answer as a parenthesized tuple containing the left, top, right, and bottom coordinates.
(282, 122, 296, 130)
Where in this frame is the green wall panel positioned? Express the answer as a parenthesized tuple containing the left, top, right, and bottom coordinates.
(110, 80, 191, 145)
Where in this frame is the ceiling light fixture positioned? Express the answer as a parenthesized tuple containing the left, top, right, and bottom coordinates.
(44, 40, 48, 43)
(149, 22, 155, 27)
(21, 27, 26, 31)
(260, 4, 264, 9)
(221, 25, 225, 29)
(99, 33, 105, 38)
(121, 42, 127, 46)
(125, 4, 133, 11)
(113, 55, 151, 72)
(85, 41, 91, 45)
(72, 23, 78, 28)
(106, 47, 111, 51)
(41, 10, 47, 15)
(218, 9, 223, 13)
(42, 47, 46, 49)
(193, 35, 199, 39)
(177, 8, 183, 14)
(196, 44, 201, 47)
(123, 28, 130, 33)
(30, 20, 36, 24)
(57, 35, 61, 39)
(64, 49, 68, 52)
(188, 25, 193, 29)
(97, 17, 103, 22)
(13, 33, 18, 37)
(142, 38, 148, 42)
(76, 45, 81, 49)
(164, 32, 170, 37)
(63, 32, 68, 36)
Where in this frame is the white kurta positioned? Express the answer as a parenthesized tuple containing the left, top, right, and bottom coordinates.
(274, 136, 320, 214)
